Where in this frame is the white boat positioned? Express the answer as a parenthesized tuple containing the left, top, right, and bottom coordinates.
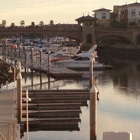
(42, 46, 81, 61)
(53, 45, 104, 71)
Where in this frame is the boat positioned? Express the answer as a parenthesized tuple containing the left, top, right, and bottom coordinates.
(53, 45, 104, 71)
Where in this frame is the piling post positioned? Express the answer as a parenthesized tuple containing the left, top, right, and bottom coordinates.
(48, 76, 50, 89)
(90, 85, 98, 140)
(31, 70, 33, 90)
(7, 46, 10, 63)
(24, 46, 27, 72)
(40, 72, 42, 89)
(16, 65, 22, 124)
(90, 58, 94, 88)
(8, 46, 9, 56)
(31, 48, 33, 64)
(40, 50, 42, 68)
(14, 48, 16, 57)
(6, 81, 8, 90)
(0, 84, 3, 93)
(26, 88, 29, 140)
(18, 47, 21, 58)
(48, 51, 51, 74)
(17, 124, 21, 140)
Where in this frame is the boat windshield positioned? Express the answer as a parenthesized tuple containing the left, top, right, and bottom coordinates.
(71, 56, 90, 61)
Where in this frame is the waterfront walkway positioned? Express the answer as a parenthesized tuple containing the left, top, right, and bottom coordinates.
(0, 89, 16, 140)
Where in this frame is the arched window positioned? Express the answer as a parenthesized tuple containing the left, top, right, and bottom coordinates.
(87, 34, 92, 43)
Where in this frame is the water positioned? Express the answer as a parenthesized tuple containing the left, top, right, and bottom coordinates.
(7, 60, 140, 140)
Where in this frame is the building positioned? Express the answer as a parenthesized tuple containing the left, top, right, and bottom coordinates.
(117, 2, 140, 25)
(92, 8, 112, 27)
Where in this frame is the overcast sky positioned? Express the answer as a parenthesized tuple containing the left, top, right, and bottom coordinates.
(0, 0, 138, 26)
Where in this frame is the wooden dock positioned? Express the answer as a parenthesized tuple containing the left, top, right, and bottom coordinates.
(30, 66, 83, 79)
(21, 89, 90, 132)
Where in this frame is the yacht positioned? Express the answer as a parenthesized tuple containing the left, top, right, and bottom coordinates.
(53, 45, 104, 71)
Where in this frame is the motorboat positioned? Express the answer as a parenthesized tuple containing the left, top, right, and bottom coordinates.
(31, 45, 81, 63)
(51, 46, 81, 58)
(53, 45, 104, 71)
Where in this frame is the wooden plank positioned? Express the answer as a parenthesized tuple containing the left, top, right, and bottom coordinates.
(21, 125, 80, 131)
(25, 89, 89, 92)
(22, 96, 89, 100)
(22, 117, 81, 122)
(22, 98, 87, 105)
(22, 110, 81, 118)
(22, 103, 82, 110)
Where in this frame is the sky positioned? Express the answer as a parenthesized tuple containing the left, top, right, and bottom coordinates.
(0, 0, 138, 26)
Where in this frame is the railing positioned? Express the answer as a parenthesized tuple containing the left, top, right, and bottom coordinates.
(0, 46, 50, 71)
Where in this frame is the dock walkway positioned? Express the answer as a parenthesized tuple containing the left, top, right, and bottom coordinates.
(0, 89, 16, 140)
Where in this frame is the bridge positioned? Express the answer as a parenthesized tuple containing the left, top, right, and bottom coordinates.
(1, 25, 140, 46)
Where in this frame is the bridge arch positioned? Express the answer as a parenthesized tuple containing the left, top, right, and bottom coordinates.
(96, 35, 131, 45)
(96, 29, 132, 44)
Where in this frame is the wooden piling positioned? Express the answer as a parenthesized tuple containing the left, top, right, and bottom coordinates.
(31, 48, 33, 64)
(90, 58, 94, 88)
(48, 51, 51, 74)
(90, 85, 98, 140)
(17, 72, 22, 124)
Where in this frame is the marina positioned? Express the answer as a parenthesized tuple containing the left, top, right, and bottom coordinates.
(2, 59, 140, 140)
(1, 1, 140, 140)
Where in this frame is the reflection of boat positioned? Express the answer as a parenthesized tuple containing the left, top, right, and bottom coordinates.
(53, 45, 104, 71)
(81, 71, 102, 78)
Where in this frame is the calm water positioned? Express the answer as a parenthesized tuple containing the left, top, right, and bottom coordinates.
(8, 59, 140, 140)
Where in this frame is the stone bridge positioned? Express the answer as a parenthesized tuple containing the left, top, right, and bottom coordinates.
(1, 26, 140, 44)
(96, 27, 140, 44)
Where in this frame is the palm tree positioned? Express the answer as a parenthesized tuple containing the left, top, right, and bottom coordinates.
(20, 20, 25, 27)
(31, 22, 35, 27)
(39, 21, 44, 26)
(11, 23, 15, 27)
(50, 20, 54, 25)
(2, 20, 6, 27)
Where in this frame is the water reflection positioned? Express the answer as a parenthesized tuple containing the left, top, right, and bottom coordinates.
(6, 60, 140, 140)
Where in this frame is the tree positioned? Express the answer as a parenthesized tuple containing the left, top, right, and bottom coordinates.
(31, 22, 35, 27)
(20, 20, 25, 27)
(50, 20, 54, 25)
(39, 21, 44, 27)
(2, 20, 6, 27)
(11, 23, 15, 27)
(110, 20, 127, 28)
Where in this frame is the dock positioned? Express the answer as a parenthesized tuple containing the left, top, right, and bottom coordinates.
(0, 89, 16, 140)
(21, 89, 90, 133)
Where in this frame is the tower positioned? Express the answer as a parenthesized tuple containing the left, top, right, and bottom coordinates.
(75, 14, 96, 50)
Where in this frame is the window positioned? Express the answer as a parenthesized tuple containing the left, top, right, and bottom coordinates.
(82, 57, 90, 60)
(102, 13, 106, 19)
(101, 21, 106, 26)
(131, 9, 136, 17)
(131, 19, 136, 22)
